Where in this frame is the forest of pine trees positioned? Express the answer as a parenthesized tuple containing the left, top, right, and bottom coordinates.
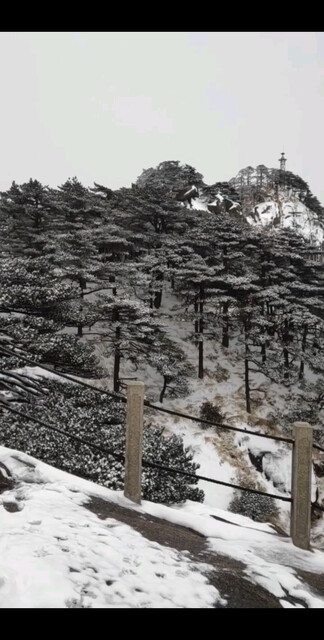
(1, 161, 324, 501)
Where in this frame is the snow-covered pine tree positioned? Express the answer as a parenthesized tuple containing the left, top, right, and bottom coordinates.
(0, 178, 54, 230)
(0, 379, 204, 504)
(0, 255, 102, 377)
(136, 160, 204, 194)
(147, 333, 195, 403)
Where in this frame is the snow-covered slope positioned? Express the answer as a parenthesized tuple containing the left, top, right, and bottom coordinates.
(5, 286, 323, 535)
(1, 446, 324, 608)
(0, 446, 219, 608)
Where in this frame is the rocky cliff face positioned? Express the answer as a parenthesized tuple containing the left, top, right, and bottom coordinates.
(229, 166, 324, 246)
(243, 187, 324, 245)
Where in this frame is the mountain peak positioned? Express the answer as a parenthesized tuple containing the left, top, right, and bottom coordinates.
(135, 159, 324, 246)
(229, 165, 324, 246)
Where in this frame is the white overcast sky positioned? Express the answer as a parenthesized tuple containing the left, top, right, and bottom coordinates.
(0, 32, 323, 203)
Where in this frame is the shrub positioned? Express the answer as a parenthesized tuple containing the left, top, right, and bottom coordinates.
(0, 379, 204, 505)
(199, 400, 225, 430)
(229, 489, 279, 522)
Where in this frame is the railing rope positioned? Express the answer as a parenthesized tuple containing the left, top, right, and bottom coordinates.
(1, 353, 323, 547)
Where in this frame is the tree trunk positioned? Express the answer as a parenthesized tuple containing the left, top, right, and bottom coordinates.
(154, 292, 161, 308)
(149, 285, 154, 309)
(109, 275, 117, 296)
(33, 198, 41, 228)
(154, 271, 163, 308)
(261, 343, 266, 364)
(222, 300, 229, 347)
(114, 329, 121, 393)
(198, 283, 204, 379)
(194, 294, 199, 346)
(77, 288, 84, 337)
(245, 343, 251, 414)
(283, 318, 290, 380)
(299, 358, 304, 381)
(299, 324, 308, 380)
(159, 376, 168, 403)
(283, 347, 289, 379)
(260, 301, 266, 363)
(34, 212, 41, 228)
(198, 340, 204, 379)
(113, 309, 121, 393)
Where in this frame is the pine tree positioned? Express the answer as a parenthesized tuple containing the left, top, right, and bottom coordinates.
(0, 379, 204, 504)
(1, 179, 54, 230)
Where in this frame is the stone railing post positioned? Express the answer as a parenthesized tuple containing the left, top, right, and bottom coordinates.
(290, 421, 313, 550)
(124, 381, 144, 504)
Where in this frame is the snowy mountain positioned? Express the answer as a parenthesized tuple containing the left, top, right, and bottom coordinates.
(145, 160, 324, 247)
(1, 159, 324, 608)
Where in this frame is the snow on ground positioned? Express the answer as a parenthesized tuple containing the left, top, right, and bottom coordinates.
(8, 366, 66, 383)
(135, 500, 324, 608)
(1, 446, 324, 608)
(159, 415, 235, 509)
(236, 432, 316, 499)
(0, 446, 221, 609)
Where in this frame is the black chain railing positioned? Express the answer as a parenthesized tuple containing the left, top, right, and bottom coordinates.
(1, 342, 323, 508)
(0, 397, 291, 502)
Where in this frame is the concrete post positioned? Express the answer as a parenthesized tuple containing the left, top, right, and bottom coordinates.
(124, 381, 144, 504)
(290, 422, 313, 550)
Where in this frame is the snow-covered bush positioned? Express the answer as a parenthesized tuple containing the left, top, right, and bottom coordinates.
(0, 380, 204, 504)
(199, 401, 225, 430)
(142, 427, 204, 503)
(0, 315, 63, 337)
(0, 315, 101, 378)
(229, 489, 279, 522)
(29, 334, 102, 378)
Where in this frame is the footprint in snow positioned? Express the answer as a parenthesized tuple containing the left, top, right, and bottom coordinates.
(34, 548, 49, 558)
(2, 500, 22, 513)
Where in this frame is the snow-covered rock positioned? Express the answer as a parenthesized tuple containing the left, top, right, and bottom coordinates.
(247, 193, 324, 245)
